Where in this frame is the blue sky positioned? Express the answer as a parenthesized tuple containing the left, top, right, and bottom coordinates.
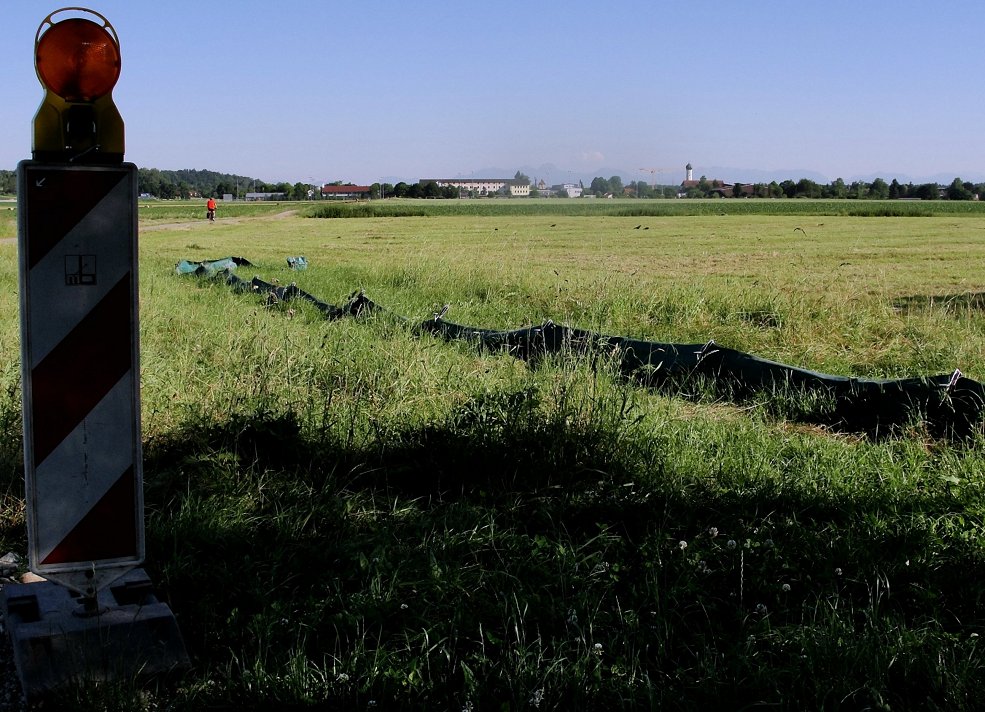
(2, 2, 984, 185)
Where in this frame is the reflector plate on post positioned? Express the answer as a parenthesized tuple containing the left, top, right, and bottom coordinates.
(17, 160, 143, 596)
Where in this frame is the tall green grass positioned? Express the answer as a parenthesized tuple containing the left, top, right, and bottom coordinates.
(1, 211, 984, 709)
(0, 205, 15, 240)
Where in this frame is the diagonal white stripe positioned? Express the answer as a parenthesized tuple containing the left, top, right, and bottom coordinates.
(26, 175, 135, 364)
(30, 372, 139, 565)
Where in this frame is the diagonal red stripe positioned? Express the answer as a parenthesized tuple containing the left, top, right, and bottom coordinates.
(30, 274, 133, 465)
(25, 167, 128, 269)
(40, 466, 138, 565)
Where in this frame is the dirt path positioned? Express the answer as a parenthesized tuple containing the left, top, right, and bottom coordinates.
(141, 209, 299, 232)
(0, 209, 300, 242)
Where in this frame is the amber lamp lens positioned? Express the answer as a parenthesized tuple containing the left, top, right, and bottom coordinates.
(36, 18, 120, 101)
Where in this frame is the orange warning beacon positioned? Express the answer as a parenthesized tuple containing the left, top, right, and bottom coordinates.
(32, 7, 124, 163)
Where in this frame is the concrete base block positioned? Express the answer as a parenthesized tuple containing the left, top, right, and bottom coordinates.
(2, 568, 190, 699)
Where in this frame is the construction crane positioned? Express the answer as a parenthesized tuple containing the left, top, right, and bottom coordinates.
(638, 167, 678, 188)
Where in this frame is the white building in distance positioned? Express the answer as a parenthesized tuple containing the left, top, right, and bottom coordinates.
(422, 178, 531, 197)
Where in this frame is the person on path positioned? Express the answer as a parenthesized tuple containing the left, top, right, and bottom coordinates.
(206, 197, 216, 221)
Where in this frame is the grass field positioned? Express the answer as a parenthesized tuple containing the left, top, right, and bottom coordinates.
(1, 201, 984, 709)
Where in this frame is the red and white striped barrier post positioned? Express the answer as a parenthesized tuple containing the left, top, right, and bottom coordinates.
(19, 162, 143, 597)
(2, 9, 187, 698)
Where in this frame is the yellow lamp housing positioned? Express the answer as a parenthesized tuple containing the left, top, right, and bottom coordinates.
(32, 7, 124, 163)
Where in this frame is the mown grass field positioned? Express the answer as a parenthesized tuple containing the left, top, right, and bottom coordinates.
(1, 200, 984, 710)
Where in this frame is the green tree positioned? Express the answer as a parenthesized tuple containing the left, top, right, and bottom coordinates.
(889, 179, 902, 199)
(946, 177, 973, 200)
(514, 171, 530, 185)
(869, 178, 890, 200)
(290, 182, 309, 200)
(421, 180, 442, 198)
(914, 183, 939, 200)
(0, 170, 15, 194)
(590, 177, 610, 196)
(825, 178, 847, 199)
(849, 181, 868, 199)
(795, 178, 821, 198)
(608, 176, 624, 195)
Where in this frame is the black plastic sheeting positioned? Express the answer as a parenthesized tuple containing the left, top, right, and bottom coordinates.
(178, 258, 985, 438)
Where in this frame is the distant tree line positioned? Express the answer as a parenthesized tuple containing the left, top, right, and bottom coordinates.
(672, 175, 982, 201)
(591, 175, 679, 199)
(371, 181, 458, 200)
(136, 168, 318, 200)
(3, 167, 982, 203)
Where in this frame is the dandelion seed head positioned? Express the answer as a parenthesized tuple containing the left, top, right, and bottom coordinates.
(726, 539, 737, 550)
(708, 527, 718, 538)
(834, 567, 843, 576)
(679, 540, 688, 550)
(756, 603, 767, 615)
(782, 583, 791, 592)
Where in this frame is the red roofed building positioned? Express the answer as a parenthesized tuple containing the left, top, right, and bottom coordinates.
(321, 184, 371, 199)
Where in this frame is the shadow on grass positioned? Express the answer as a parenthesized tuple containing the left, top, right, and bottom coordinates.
(139, 401, 985, 711)
(894, 291, 985, 313)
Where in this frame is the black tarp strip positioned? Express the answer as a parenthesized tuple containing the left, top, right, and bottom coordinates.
(181, 260, 985, 437)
